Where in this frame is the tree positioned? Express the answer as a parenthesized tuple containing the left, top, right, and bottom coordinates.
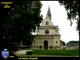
(61, 40, 65, 46)
(62, 41, 65, 46)
(58, 0, 80, 44)
(58, 0, 79, 30)
(3, 1, 43, 50)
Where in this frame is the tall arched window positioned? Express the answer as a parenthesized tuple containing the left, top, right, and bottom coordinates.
(46, 21, 49, 25)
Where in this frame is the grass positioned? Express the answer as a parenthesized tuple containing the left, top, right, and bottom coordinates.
(15, 54, 79, 57)
(15, 54, 53, 57)
(14, 49, 79, 57)
(33, 50, 79, 56)
(32, 49, 79, 56)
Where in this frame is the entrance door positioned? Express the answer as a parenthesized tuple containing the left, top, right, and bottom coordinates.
(44, 40, 48, 49)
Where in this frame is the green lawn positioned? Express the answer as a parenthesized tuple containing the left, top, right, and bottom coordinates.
(15, 49, 79, 57)
(32, 49, 79, 55)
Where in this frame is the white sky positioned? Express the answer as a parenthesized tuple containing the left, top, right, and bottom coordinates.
(33, 1, 79, 43)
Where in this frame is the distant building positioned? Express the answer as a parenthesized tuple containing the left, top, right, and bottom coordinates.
(66, 41, 79, 46)
(66, 41, 79, 49)
(31, 6, 61, 50)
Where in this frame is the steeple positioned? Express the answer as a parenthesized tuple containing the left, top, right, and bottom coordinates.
(47, 5, 51, 20)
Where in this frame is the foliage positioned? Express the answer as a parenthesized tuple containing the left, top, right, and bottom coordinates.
(58, 0, 79, 31)
(3, 1, 43, 50)
(69, 40, 79, 43)
(67, 40, 79, 43)
(61, 40, 65, 46)
(26, 51, 32, 55)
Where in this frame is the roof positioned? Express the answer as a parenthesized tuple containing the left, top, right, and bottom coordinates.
(47, 5, 51, 20)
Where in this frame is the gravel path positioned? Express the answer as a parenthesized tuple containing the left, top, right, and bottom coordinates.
(15, 50, 33, 54)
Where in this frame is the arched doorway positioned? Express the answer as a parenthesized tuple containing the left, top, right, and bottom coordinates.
(44, 40, 48, 49)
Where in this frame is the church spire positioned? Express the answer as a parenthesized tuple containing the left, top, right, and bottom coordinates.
(47, 5, 51, 20)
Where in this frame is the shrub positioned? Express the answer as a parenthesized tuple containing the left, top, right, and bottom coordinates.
(26, 51, 32, 55)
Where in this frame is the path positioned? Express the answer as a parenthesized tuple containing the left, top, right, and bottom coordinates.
(15, 50, 33, 54)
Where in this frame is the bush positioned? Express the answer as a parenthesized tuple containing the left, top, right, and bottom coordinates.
(26, 51, 32, 55)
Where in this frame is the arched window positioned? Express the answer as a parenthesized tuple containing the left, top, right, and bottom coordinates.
(46, 21, 49, 25)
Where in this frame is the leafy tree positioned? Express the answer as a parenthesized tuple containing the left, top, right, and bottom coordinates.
(58, 1, 79, 42)
(58, 0, 79, 30)
(62, 41, 65, 46)
(3, 1, 43, 50)
(61, 40, 65, 46)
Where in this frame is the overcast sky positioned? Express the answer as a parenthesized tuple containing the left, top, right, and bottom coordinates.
(33, 1, 79, 43)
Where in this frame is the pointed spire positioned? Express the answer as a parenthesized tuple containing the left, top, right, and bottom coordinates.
(47, 5, 51, 20)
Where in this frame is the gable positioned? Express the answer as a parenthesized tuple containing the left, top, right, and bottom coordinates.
(41, 15, 53, 26)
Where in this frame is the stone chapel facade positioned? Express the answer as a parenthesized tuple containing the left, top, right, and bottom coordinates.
(31, 6, 61, 50)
